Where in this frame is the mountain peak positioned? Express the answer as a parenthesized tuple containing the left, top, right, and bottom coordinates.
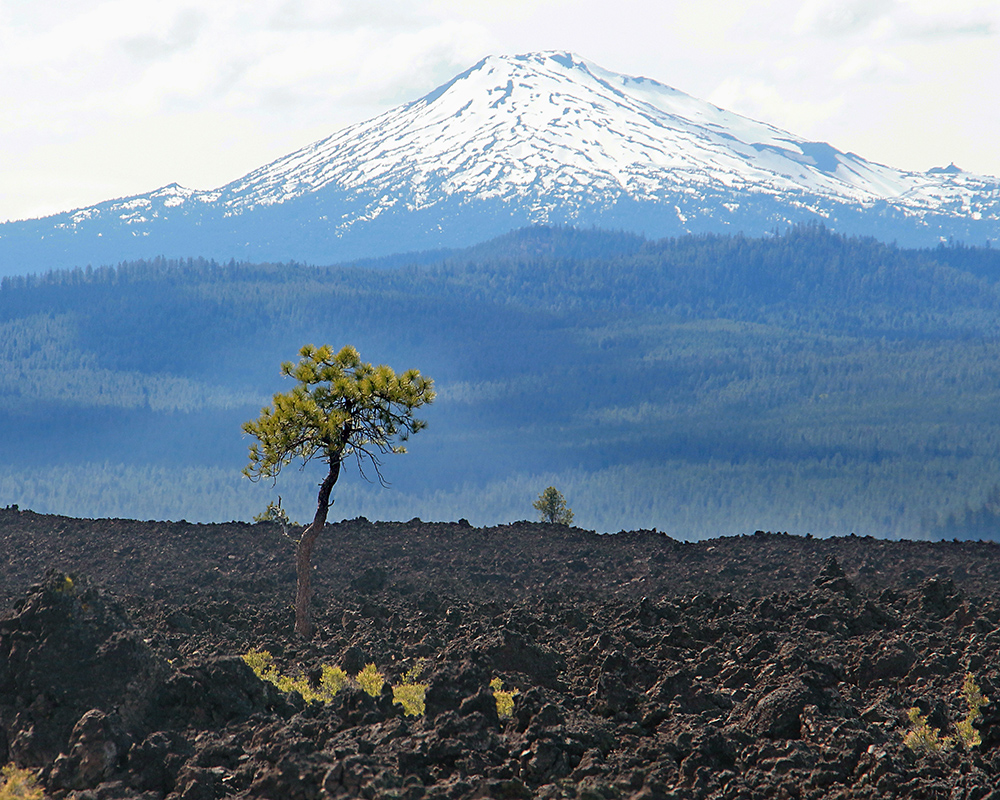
(2, 52, 999, 273)
(222, 50, 878, 217)
(928, 162, 964, 175)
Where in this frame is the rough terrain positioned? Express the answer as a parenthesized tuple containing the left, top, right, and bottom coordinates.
(3, 506, 1000, 799)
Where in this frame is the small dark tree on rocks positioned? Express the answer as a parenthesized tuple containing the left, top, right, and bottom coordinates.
(242, 344, 434, 638)
(534, 487, 573, 526)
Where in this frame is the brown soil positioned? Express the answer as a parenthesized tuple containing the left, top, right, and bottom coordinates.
(3, 507, 1000, 799)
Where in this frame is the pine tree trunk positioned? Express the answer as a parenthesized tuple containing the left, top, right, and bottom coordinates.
(294, 458, 341, 638)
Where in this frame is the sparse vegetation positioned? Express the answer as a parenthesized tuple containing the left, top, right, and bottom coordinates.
(10, 508, 1000, 798)
(357, 663, 385, 697)
(244, 651, 424, 713)
(242, 649, 335, 703)
(392, 659, 428, 716)
(392, 683, 427, 716)
(957, 673, 988, 748)
(490, 677, 518, 718)
(903, 707, 953, 754)
(0, 765, 43, 800)
(533, 487, 573, 526)
(904, 673, 989, 754)
(252, 497, 298, 528)
(321, 665, 349, 697)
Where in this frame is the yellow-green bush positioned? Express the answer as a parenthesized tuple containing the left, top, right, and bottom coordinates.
(392, 660, 428, 716)
(957, 673, 988, 749)
(321, 665, 349, 697)
(0, 765, 43, 800)
(903, 707, 953, 754)
(243, 651, 431, 714)
(490, 677, 518, 719)
(393, 683, 427, 716)
(904, 673, 990, 755)
(242, 649, 277, 680)
(357, 663, 385, 697)
(242, 650, 346, 704)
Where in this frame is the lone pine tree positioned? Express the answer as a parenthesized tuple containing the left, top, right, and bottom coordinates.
(534, 486, 573, 526)
(242, 344, 434, 638)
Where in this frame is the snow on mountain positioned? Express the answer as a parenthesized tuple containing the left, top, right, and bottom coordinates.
(209, 51, 999, 220)
(2, 51, 999, 274)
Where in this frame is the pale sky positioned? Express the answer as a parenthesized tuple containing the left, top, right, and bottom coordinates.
(1, 0, 998, 223)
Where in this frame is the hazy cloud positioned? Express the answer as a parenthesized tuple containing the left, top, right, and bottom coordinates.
(120, 8, 205, 61)
(1, 0, 999, 221)
(793, 0, 896, 37)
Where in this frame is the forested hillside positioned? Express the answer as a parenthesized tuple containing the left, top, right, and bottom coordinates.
(1, 225, 999, 538)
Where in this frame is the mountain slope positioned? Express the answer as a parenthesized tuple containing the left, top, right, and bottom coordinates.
(223, 52, 988, 212)
(2, 52, 999, 274)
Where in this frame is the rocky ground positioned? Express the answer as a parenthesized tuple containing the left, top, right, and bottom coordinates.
(3, 506, 1000, 799)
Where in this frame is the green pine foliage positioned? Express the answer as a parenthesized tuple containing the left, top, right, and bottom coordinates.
(490, 677, 518, 718)
(252, 498, 298, 527)
(242, 651, 351, 704)
(957, 673, 988, 748)
(903, 673, 988, 755)
(321, 665, 350, 697)
(534, 487, 573, 525)
(392, 659, 428, 716)
(392, 682, 428, 716)
(903, 707, 953, 755)
(242, 344, 435, 487)
(356, 663, 385, 697)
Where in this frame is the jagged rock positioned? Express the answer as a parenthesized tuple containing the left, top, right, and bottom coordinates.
(48, 709, 128, 790)
(741, 680, 825, 739)
(459, 687, 501, 730)
(0, 573, 163, 766)
(127, 730, 191, 794)
(349, 567, 388, 594)
(424, 659, 492, 719)
(920, 577, 964, 618)
(813, 556, 858, 597)
(5, 519, 1000, 798)
(855, 639, 918, 688)
(150, 656, 295, 730)
(470, 629, 565, 690)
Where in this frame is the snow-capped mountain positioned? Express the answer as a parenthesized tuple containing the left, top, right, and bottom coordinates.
(2, 51, 999, 275)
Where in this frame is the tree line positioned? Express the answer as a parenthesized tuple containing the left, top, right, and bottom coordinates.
(1, 224, 999, 538)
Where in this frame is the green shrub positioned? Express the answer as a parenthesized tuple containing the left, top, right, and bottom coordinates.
(243, 649, 345, 704)
(903, 673, 990, 755)
(490, 677, 518, 719)
(320, 665, 349, 697)
(357, 663, 385, 697)
(402, 659, 427, 683)
(392, 660, 428, 715)
(903, 707, 953, 754)
(957, 673, 988, 749)
(393, 683, 427, 716)
(252, 498, 298, 527)
(243, 651, 425, 713)
(242, 649, 277, 679)
(0, 765, 43, 800)
(533, 487, 573, 526)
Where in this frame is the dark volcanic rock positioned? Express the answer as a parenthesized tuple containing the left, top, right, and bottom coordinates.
(4, 516, 1000, 798)
(149, 655, 295, 730)
(0, 572, 163, 767)
(48, 709, 125, 790)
